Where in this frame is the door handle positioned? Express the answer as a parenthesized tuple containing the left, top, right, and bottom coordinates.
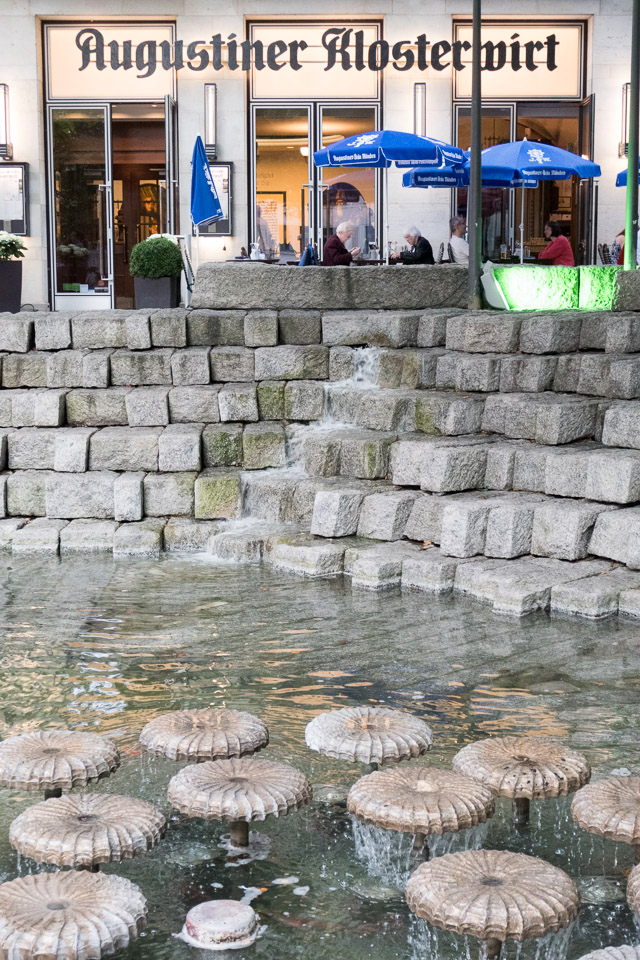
(122, 224, 128, 264)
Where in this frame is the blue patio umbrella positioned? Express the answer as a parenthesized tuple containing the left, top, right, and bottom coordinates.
(314, 130, 465, 262)
(462, 139, 601, 262)
(616, 164, 640, 186)
(402, 164, 467, 188)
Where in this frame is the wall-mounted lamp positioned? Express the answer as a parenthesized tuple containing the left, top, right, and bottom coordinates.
(620, 82, 631, 158)
(204, 83, 217, 161)
(413, 82, 426, 139)
(0, 84, 12, 160)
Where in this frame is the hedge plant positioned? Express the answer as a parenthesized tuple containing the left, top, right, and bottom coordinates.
(129, 237, 183, 279)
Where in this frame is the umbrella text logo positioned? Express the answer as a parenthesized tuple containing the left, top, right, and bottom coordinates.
(347, 135, 379, 147)
(527, 148, 551, 164)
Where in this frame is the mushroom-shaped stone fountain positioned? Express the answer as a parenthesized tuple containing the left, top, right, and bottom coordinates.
(140, 707, 268, 761)
(305, 707, 433, 769)
(9, 793, 166, 871)
(168, 756, 312, 848)
(405, 849, 580, 960)
(628, 863, 640, 915)
(578, 949, 640, 959)
(0, 870, 147, 959)
(571, 776, 640, 865)
(452, 736, 590, 825)
(0, 730, 120, 799)
(348, 767, 495, 859)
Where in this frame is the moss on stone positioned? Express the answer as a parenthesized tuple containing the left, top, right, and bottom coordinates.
(202, 426, 243, 467)
(414, 398, 440, 435)
(257, 380, 285, 420)
(194, 472, 242, 519)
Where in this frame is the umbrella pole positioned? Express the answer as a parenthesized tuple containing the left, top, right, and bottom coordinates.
(195, 224, 200, 276)
(624, 0, 640, 269)
(520, 187, 525, 264)
(385, 166, 390, 265)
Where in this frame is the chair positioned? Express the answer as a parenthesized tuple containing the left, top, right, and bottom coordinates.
(598, 242, 613, 265)
(435, 241, 445, 264)
(447, 242, 457, 264)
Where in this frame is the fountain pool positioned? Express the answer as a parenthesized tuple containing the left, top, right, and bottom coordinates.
(0, 552, 638, 959)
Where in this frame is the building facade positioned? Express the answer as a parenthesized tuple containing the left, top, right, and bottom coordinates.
(1, 0, 634, 310)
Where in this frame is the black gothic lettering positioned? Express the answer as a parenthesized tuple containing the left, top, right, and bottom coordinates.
(241, 39, 265, 71)
(266, 40, 287, 70)
(135, 40, 157, 78)
(524, 39, 544, 70)
(186, 40, 209, 71)
(452, 39, 471, 70)
(545, 34, 559, 70)
(368, 39, 389, 71)
(75, 28, 106, 71)
(354, 30, 366, 70)
(431, 40, 451, 70)
(416, 34, 430, 70)
(482, 40, 507, 70)
(108, 39, 132, 70)
(159, 40, 183, 70)
(392, 40, 415, 71)
(227, 34, 239, 71)
(288, 39, 308, 70)
(322, 28, 352, 70)
(211, 34, 224, 70)
(510, 33, 522, 71)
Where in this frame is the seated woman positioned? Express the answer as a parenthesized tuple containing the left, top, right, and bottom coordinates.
(390, 226, 434, 265)
(538, 221, 575, 266)
(322, 222, 361, 266)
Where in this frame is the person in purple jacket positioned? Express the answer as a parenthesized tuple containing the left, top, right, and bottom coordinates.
(322, 222, 361, 266)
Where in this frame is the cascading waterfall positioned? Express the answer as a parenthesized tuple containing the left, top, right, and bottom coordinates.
(351, 818, 489, 888)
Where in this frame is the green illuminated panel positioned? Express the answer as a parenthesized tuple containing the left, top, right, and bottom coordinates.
(493, 266, 580, 311)
(578, 266, 622, 310)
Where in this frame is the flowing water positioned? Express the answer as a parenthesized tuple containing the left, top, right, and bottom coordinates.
(0, 553, 638, 959)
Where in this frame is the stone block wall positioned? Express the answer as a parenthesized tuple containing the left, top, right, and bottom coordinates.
(4, 298, 640, 621)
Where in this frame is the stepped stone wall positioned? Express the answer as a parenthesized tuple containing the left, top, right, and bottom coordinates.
(4, 287, 640, 622)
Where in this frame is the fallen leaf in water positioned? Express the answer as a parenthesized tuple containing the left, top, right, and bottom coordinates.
(267, 648, 309, 654)
(308, 671, 352, 679)
(345, 682, 372, 687)
(282, 629, 317, 635)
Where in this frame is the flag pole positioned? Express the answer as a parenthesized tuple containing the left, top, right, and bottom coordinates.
(468, 0, 483, 307)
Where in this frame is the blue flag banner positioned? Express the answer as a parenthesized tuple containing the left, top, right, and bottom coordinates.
(190, 136, 223, 227)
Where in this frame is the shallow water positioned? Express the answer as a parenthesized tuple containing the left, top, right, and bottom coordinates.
(0, 553, 638, 959)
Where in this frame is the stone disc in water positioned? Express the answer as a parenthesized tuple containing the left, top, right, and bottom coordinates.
(9, 793, 166, 867)
(578, 948, 640, 959)
(180, 900, 260, 950)
(168, 757, 312, 822)
(348, 767, 495, 836)
(305, 707, 433, 765)
(452, 736, 590, 799)
(571, 776, 640, 847)
(405, 849, 579, 943)
(0, 730, 120, 792)
(139, 708, 268, 762)
(0, 870, 147, 959)
(628, 864, 640, 915)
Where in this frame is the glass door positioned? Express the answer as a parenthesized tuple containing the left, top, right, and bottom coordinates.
(455, 104, 514, 261)
(253, 106, 312, 259)
(317, 105, 379, 260)
(48, 105, 113, 309)
(164, 95, 179, 234)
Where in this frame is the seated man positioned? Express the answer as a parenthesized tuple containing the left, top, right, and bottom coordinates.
(390, 226, 434, 265)
(322, 222, 361, 266)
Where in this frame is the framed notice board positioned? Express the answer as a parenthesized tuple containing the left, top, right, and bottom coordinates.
(0, 163, 29, 235)
(196, 162, 232, 236)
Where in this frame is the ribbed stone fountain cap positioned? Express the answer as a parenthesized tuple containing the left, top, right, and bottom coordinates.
(578, 948, 640, 959)
(571, 777, 640, 847)
(9, 793, 166, 868)
(179, 900, 261, 950)
(347, 766, 495, 836)
(406, 849, 579, 945)
(0, 870, 147, 959)
(139, 707, 268, 761)
(305, 707, 433, 765)
(0, 730, 120, 792)
(452, 736, 590, 799)
(628, 864, 640, 915)
(167, 757, 312, 822)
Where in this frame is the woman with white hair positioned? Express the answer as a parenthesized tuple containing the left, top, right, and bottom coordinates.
(322, 221, 361, 266)
(390, 226, 434, 265)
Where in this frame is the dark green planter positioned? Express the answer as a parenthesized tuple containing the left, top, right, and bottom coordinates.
(134, 276, 179, 308)
(0, 260, 22, 313)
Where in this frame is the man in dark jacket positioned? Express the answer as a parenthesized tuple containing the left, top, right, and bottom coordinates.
(322, 221, 361, 266)
(391, 226, 434, 265)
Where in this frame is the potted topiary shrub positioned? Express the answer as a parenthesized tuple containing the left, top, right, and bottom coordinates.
(0, 232, 27, 313)
(129, 236, 183, 308)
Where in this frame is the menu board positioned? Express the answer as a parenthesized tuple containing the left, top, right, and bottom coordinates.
(0, 163, 28, 235)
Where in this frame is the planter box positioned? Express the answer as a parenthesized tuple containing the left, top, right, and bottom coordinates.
(134, 276, 179, 308)
(0, 261, 23, 313)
